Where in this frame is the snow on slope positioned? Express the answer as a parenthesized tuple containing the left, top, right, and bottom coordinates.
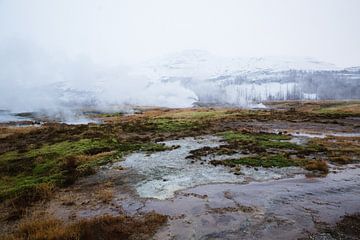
(52, 50, 356, 108)
(135, 49, 339, 81)
(128, 50, 349, 106)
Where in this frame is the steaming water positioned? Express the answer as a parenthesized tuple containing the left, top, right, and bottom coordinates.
(59, 116, 100, 125)
(290, 132, 360, 138)
(0, 109, 100, 125)
(0, 110, 32, 123)
(114, 136, 305, 200)
(150, 164, 360, 240)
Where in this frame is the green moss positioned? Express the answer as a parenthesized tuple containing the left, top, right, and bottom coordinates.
(218, 131, 298, 151)
(151, 118, 200, 132)
(32, 159, 57, 176)
(0, 151, 19, 164)
(221, 154, 298, 168)
(258, 140, 300, 150)
(139, 143, 178, 152)
(219, 131, 291, 143)
(0, 138, 176, 202)
(168, 111, 222, 119)
(26, 139, 111, 159)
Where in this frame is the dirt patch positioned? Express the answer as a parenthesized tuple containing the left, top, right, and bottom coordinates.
(305, 213, 360, 240)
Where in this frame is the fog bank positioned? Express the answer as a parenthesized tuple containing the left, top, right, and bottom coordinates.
(0, 40, 197, 117)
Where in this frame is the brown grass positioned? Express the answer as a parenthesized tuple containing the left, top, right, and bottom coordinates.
(305, 160, 329, 174)
(0, 126, 37, 139)
(2, 182, 55, 222)
(1, 212, 167, 240)
(96, 188, 114, 204)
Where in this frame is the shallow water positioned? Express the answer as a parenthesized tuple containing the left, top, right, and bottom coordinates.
(148, 165, 360, 240)
(0, 111, 32, 123)
(47, 133, 360, 240)
(114, 136, 306, 200)
(290, 131, 360, 138)
(60, 117, 100, 125)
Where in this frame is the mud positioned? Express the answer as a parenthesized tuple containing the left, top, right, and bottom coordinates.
(150, 165, 360, 240)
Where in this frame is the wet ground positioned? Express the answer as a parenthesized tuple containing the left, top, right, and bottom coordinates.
(42, 133, 360, 240)
(1, 102, 360, 239)
(150, 166, 360, 240)
(116, 134, 360, 240)
(112, 136, 306, 200)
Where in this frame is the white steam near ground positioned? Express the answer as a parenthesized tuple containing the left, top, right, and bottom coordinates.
(0, 39, 197, 122)
(1, 0, 360, 123)
(1, 39, 360, 124)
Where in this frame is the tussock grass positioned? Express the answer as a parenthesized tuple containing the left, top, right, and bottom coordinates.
(212, 154, 298, 168)
(1, 212, 167, 240)
(304, 160, 329, 174)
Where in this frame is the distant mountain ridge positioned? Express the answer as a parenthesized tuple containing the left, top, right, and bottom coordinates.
(50, 50, 360, 109)
(133, 50, 359, 106)
(137, 50, 339, 81)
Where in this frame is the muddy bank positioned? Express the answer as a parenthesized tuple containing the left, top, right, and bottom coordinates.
(148, 165, 360, 240)
(40, 135, 360, 240)
(53, 162, 359, 240)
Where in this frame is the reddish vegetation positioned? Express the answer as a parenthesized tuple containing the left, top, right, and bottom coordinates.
(1, 212, 167, 240)
(304, 160, 329, 174)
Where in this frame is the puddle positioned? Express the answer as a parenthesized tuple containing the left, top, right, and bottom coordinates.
(331, 132, 360, 137)
(290, 132, 326, 138)
(60, 117, 101, 125)
(0, 110, 33, 123)
(112, 136, 306, 200)
(289, 131, 360, 138)
(281, 131, 360, 146)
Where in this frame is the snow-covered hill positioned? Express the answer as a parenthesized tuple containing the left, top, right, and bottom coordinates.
(48, 50, 358, 108)
(131, 50, 359, 106)
(136, 49, 339, 81)
(2, 48, 357, 114)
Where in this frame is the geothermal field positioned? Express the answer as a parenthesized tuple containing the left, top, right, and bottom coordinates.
(0, 101, 360, 239)
(1, 0, 360, 239)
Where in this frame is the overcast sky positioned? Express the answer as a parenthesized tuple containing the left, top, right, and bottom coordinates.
(0, 0, 359, 67)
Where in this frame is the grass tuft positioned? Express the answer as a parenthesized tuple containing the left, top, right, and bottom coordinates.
(304, 160, 329, 174)
(2, 212, 167, 240)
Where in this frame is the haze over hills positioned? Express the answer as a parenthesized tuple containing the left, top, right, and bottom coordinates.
(137, 49, 339, 80)
(134, 50, 359, 107)
(0, 48, 359, 121)
(51, 49, 359, 110)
